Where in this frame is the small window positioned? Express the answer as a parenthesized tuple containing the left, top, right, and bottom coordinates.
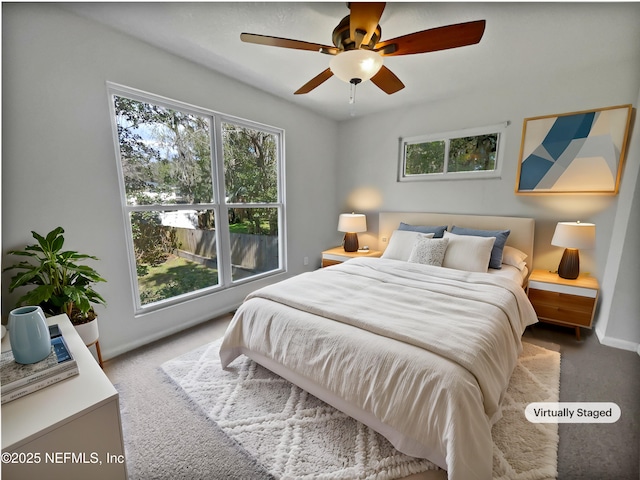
(399, 123, 507, 182)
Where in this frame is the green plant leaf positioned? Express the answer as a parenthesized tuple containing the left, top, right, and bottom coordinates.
(86, 291, 107, 306)
(32, 230, 49, 251)
(51, 235, 65, 253)
(4, 260, 39, 273)
(15, 284, 56, 307)
(62, 251, 99, 261)
(76, 297, 91, 313)
(4, 249, 39, 259)
(7, 268, 45, 291)
(44, 227, 64, 245)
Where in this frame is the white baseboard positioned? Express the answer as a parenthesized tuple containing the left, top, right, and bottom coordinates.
(103, 303, 241, 360)
(595, 327, 640, 354)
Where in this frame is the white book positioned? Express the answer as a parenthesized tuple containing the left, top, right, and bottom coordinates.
(1, 327, 79, 402)
(1, 367, 79, 404)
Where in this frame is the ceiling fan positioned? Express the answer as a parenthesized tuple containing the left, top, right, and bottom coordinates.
(240, 2, 486, 96)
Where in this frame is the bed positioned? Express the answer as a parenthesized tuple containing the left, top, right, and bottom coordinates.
(220, 213, 538, 480)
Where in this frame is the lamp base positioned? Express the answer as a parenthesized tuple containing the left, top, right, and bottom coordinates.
(558, 248, 580, 279)
(343, 232, 359, 252)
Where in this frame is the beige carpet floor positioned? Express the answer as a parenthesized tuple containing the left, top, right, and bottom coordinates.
(104, 314, 639, 480)
(161, 338, 560, 480)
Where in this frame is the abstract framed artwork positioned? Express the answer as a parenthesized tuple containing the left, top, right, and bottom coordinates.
(515, 104, 632, 194)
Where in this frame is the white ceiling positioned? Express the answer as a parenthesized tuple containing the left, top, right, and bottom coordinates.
(62, 2, 640, 121)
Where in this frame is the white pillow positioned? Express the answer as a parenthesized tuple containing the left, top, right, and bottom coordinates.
(381, 230, 434, 261)
(408, 237, 449, 266)
(502, 245, 528, 271)
(442, 232, 496, 273)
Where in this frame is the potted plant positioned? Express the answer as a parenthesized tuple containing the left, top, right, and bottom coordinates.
(3, 227, 106, 345)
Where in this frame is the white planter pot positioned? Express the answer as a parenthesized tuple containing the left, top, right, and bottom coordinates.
(74, 318, 99, 346)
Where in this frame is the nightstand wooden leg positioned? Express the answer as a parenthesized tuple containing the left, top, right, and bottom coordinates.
(575, 327, 581, 341)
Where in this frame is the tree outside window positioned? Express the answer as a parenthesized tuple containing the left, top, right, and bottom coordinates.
(399, 123, 506, 182)
(110, 87, 284, 311)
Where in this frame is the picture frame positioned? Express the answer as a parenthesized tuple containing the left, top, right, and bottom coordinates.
(515, 104, 632, 195)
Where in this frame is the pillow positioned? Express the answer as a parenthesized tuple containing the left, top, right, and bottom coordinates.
(450, 226, 510, 269)
(408, 237, 449, 267)
(442, 232, 495, 273)
(502, 245, 528, 271)
(382, 230, 434, 261)
(398, 222, 447, 238)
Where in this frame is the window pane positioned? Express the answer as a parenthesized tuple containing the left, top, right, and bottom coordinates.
(111, 87, 285, 312)
(114, 96, 213, 205)
(223, 123, 278, 203)
(228, 207, 279, 281)
(448, 134, 498, 172)
(131, 210, 219, 306)
(405, 141, 445, 175)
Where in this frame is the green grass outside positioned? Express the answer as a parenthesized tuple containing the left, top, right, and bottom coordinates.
(228, 222, 249, 234)
(137, 255, 218, 305)
(228, 219, 273, 234)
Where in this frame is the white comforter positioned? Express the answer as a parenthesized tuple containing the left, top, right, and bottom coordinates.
(220, 257, 538, 480)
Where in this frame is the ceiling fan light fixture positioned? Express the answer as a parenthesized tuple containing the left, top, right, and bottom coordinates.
(242, 3, 486, 96)
(329, 49, 383, 83)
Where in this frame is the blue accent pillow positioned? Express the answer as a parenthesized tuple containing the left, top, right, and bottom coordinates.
(450, 226, 510, 269)
(398, 222, 447, 238)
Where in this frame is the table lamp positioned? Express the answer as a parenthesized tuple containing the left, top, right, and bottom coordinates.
(551, 221, 596, 279)
(338, 213, 367, 252)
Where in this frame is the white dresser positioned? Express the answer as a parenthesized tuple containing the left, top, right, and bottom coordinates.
(1, 314, 127, 480)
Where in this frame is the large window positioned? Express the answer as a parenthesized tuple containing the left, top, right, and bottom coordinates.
(398, 123, 507, 182)
(108, 84, 285, 313)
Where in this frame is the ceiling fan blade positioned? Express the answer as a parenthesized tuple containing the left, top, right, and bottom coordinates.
(241, 33, 339, 55)
(294, 69, 334, 95)
(370, 66, 405, 94)
(349, 2, 386, 47)
(375, 20, 486, 56)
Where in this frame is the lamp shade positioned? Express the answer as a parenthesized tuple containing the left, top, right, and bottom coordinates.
(551, 222, 596, 249)
(329, 50, 384, 83)
(338, 213, 367, 233)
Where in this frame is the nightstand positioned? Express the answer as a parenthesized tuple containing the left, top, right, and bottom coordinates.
(321, 246, 382, 267)
(527, 269, 599, 340)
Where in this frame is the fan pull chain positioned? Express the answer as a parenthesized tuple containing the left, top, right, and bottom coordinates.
(349, 79, 361, 116)
(349, 80, 357, 104)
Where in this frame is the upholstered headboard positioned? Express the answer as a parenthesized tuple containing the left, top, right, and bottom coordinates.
(378, 212, 535, 269)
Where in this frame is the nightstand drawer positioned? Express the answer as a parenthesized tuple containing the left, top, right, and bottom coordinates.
(528, 288, 595, 327)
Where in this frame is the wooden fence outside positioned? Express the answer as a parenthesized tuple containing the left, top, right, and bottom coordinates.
(174, 228, 278, 272)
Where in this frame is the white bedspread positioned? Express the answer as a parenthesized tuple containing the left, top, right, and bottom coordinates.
(220, 257, 538, 480)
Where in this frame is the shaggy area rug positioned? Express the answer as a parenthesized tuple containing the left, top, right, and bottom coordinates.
(162, 339, 560, 480)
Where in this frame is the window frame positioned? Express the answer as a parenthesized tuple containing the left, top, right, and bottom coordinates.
(398, 122, 508, 182)
(107, 83, 286, 315)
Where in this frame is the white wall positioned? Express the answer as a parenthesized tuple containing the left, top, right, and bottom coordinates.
(1, 4, 339, 359)
(336, 53, 640, 350)
(3, 3, 639, 357)
(596, 86, 640, 351)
